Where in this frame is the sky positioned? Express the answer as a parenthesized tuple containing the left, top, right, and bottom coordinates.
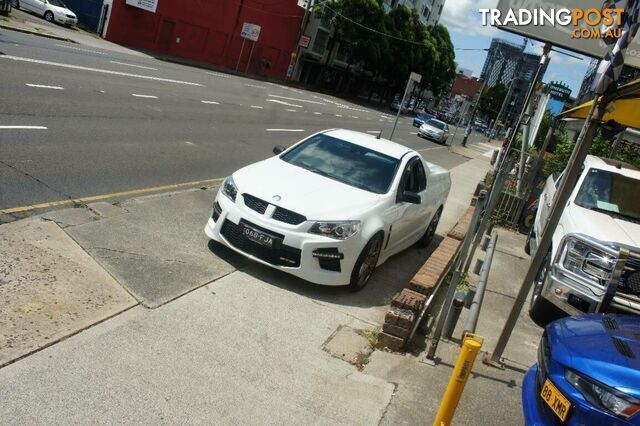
(439, 0, 592, 97)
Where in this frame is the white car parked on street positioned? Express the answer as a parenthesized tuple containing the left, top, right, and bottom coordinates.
(13, 0, 78, 26)
(205, 129, 451, 290)
(418, 119, 450, 144)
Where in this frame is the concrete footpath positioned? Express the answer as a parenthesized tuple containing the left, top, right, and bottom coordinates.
(0, 143, 546, 424)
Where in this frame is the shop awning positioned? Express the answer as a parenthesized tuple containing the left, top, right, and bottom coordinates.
(559, 78, 640, 130)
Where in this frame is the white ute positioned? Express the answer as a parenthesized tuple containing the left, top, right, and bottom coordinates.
(528, 155, 640, 325)
(205, 129, 451, 291)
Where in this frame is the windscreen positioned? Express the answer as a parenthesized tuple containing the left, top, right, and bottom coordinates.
(280, 134, 400, 194)
(574, 168, 640, 222)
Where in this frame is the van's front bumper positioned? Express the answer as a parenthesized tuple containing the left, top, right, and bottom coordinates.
(204, 191, 365, 286)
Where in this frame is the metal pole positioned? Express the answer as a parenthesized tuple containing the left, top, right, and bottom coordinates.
(289, 0, 314, 81)
(488, 77, 516, 141)
(235, 38, 246, 71)
(245, 40, 256, 74)
(517, 99, 534, 195)
(485, 92, 608, 368)
(390, 78, 412, 141)
(463, 233, 498, 336)
(463, 44, 552, 273)
(426, 190, 486, 361)
(448, 102, 469, 151)
(443, 292, 466, 340)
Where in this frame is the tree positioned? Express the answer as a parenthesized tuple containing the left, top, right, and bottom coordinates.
(425, 24, 456, 100)
(477, 84, 507, 120)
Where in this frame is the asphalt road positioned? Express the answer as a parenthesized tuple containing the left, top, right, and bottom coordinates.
(0, 29, 471, 211)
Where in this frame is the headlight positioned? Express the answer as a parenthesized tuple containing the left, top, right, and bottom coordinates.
(308, 221, 360, 240)
(561, 237, 615, 283)
(221, 176, 238, 202)
(565, 370, 640, 419)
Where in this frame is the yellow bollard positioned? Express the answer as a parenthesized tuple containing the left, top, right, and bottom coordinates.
(433, 334, 484, 426)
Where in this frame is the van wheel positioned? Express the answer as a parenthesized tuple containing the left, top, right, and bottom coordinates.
(524, 228, 533, 255)
(529, 255, 560, 327)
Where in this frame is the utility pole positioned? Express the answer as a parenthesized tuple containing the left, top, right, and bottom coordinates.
(288, 0, 314, 81)
(390, 72, 421, 140)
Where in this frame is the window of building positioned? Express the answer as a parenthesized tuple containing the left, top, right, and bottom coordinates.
(335, 43, 350, 63)
(312, 29, 330, 55)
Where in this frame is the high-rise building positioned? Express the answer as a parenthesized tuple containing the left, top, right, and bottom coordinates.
(383, 0, 446, 26)
(576, 59, 640, 104)
(479, 38, 544, 127)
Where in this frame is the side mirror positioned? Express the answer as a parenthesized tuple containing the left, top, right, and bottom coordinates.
(401, 191, 421, 204)
(273, 145, 285, 155)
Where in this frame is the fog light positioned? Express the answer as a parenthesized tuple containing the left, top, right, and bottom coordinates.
(555, 288, 563, 296)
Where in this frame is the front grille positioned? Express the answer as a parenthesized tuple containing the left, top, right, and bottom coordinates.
(619, 258, 640, 296)
(272, 206, 306, 225)
(220, 219, 301, 267)
(243, 193, 268, 214)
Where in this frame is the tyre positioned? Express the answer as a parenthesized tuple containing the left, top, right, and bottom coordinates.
(416, 207, 442, 248)
(44, 10, 54, 22)
(524, 228, 533, 255)
(529, 255, 563, 327)
(349, 233, 383, 292)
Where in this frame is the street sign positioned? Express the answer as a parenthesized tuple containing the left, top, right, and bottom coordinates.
(299, 35, 311, 48)
(410, 72, 422, 83)
(125, 0, 158, 13)
(297, 0, 314, 9)
(547, 81, 572, 102)
(240, 22, 261, 42)
(495, 0, 640, 69)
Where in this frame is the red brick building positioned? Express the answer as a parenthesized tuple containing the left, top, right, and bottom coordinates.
(450, 74, 482, 98)
(105, 0, 303, 78)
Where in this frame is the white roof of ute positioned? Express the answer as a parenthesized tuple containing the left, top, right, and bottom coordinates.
(323, 129, 414, 159)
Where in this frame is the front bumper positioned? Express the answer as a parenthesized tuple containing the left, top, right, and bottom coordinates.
(55, 15, 77, 25)
(542, 269, 640, 316)
(204, 192, 364, 286)
(418, 129, 444, 141)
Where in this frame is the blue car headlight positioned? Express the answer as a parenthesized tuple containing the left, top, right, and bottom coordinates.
(221, 176, 238, 202)
(565, 369, 640, 419)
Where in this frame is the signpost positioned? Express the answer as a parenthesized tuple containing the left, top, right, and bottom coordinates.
(236, 22, 261, 72)
(389, 72, 421, 141)
(299, 35, 311, 48)
(125, 0, 158, 13)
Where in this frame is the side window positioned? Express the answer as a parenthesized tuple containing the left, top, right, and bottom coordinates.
(403, 158, 427, 193)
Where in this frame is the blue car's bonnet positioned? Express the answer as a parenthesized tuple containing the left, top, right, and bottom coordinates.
(548, 314, 640, 400)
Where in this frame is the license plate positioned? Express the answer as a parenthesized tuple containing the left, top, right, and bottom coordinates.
(243, 225, 273, 248)
(540, 379, 571, 422)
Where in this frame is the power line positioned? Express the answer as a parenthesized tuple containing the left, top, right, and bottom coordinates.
(321, 4, 439, 47)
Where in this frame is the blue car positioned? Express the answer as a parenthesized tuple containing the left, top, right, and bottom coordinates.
(413, 112, 434, 127)
(523, 314, 640, 425)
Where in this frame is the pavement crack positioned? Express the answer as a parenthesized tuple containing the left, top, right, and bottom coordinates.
(89, 247, 189, 264)
(0, 159, 77, 207)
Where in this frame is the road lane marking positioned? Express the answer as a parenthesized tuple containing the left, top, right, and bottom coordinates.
(266, 99, 302, 108)
(351, 116, 359, 119)
(201, 100, 220, 104)
(0, 55, 204, 86)
(55, 44, 107, 55)
(0, 126, 48, 130)
(25, 83, 64, 90)
(0, 177, 225, 215)
(366, 130, 381, 134)
(183, 141, 194, 145)
(336, 114, 343, 117)
(409, 132, 418, 135)
(313, 112, 322, 115)
(267, 94, 324, 105)
(245, 84, 267, 89)
(285, 109, 297, 112)
(132, 94, 158, 99)
(266, 129, 305, 132)
(250, 105, 263, 109)
(206, 71, 232, 78)
(109, 60, 158, 70)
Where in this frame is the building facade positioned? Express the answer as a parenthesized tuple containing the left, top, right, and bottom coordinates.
(104, 0, 303, 79)
(576, 58, 640, 104)
(480, 38, 543, 127)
